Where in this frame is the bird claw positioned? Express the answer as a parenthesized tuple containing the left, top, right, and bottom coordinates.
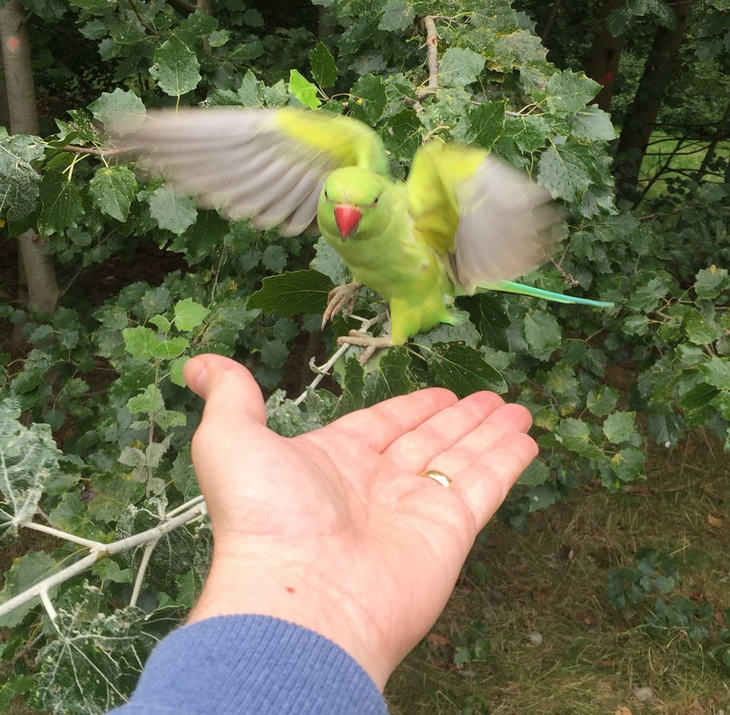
(336, 330, 391, 364)
(321, 282, 363, 330)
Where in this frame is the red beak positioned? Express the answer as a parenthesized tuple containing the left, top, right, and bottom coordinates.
(334, 206, 362, 239)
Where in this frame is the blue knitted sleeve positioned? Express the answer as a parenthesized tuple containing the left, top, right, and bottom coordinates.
(109, 615, 388, 714)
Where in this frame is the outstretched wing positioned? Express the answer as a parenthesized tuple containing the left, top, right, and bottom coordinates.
(120, 108, 388, 236)
(407, 141, 557, 294)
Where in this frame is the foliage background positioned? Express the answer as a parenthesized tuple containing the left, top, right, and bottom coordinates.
(0, 0, 728, 712)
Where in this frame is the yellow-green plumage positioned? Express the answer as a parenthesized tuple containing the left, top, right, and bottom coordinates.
(124, 106, 612, 350)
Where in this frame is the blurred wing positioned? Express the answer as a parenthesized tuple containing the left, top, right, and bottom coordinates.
(122, 108, 388, 237)
(408, 142, 557, 294)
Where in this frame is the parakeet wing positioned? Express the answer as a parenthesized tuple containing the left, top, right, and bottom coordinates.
(121, 108, 388, 236)
(407, 142, 557, 294)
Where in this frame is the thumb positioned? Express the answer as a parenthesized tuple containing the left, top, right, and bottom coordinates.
(184, 354, 267, 428)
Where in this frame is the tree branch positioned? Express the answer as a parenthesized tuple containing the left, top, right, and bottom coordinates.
(0, 501, 207, 620)
(417, 16, 440, 99)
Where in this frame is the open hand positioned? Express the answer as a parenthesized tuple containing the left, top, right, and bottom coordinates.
(183, 354, 537, 689)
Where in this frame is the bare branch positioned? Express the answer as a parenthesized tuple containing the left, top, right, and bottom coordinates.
(0, 501, 207, 620)
(417, 16, 440, 99)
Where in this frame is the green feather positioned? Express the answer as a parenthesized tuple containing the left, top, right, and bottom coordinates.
(489, 280, 614, 308)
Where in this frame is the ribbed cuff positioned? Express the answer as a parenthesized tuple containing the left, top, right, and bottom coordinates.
(109, 615, 387, 714)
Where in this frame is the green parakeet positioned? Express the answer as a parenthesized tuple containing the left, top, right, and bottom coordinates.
(126, 107, 612, 355)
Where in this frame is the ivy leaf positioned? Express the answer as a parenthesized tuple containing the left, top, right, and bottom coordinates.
(378, 0, 415, 32)
(0, 551, 58, 627)
(310, 41, 337, 87)
(587, 385, 620, 417)
(247, 269, 334, 317)
(545, 70, 599, 116)
(440, 48, 485, 87)
(310, 237, 349, 285)
(0, 399, 63, 543)
(289, 69, 321, 108)
(524, 310, 562, 360)
(569, 105, 617, 140)
(174, 298, 210, 332)
(0, 134, 45, 221)
(425, 342, 506, 397)
(89, 88, 146, 135)
(149, 35, 201, 97)
(89, 165, 137, 222)
(149, 184, 198, 234)
(261, 245, 288, 272)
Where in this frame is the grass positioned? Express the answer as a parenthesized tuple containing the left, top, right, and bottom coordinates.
(386, 429, 730, 714)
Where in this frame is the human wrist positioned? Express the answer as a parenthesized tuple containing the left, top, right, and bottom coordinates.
(188, 550, 393, 689)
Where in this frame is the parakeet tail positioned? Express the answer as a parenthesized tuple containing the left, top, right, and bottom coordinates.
(486, 280, 614, 308)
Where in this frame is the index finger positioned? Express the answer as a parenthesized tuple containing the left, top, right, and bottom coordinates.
(327, 387, 458, 453)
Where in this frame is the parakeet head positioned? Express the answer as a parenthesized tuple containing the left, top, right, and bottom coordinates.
(318, 167, 391, 241)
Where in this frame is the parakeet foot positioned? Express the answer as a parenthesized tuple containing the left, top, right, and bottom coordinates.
(321, 282, 364, 330)
(337, 330, 391, 364)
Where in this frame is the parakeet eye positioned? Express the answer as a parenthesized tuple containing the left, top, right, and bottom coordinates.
(324, 189, 330, 200)
(372, 195, 380, 206)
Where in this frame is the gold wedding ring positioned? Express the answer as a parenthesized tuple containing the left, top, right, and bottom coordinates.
(420, 470, 452, 488)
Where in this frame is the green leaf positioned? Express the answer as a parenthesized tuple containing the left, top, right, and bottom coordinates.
(0, 134, 44, 221)
(149, 184, 198, 234)
(174, 298, 210, 331)
(569, 105, 617, 140)
(149, 35, 201, 97)
(556, 417, 604, 459)
(440, 47, 486, 87)
(155, 409, 187, 430)
(170, 357, 187, 387)
(469, 100, 506, 150)
(517, 458, 550, 486)
(545, 70, 600, 116)
(150, 336, 189, 359)
(247, 269, 334, 317)
(123, 326, 159, 360)
(261, 244, 288, 272)
(611, 446, 644, 483)
(378, 0, 415, 31)
(0, 399, 63, 542)
(89, 88, 146, 135)
(351, 74, 387, 123)
(684, 311, 719, 345)
(261, 339, 289, 369)
(289, 69, 321, 108)
(700, 357, 730, 389)
(150, 315, 171, 333)
(0, 551, 58, 627)
(425, 342, 506, 397)
(679, 382, 719, 410)
(89, 165, 137, 222)
(127, 384, 164, 414)
(603, 411, 637, 444)
(695, 266, 730, 299)
(586, 385, 620, 417)
(537, 143, 592, 202)
(310, 237, 349, 285)
(366, 347, 414, 403)
(38, 172, 84, 236)
(524, 310, 561, 360)
(310, 42, 337, 87)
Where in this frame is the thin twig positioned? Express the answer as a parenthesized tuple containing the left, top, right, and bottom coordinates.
(0, 501, 207, 620)
(293, 314, 383, 406)
(23, 521, 104, 550)
(129, 540, 159, 608)
(61, 145, 124, 157)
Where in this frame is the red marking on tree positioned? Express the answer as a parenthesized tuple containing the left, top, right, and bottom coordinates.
(7, 36, 21, 52)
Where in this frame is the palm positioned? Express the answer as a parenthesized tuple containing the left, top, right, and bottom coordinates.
(186, 354, 536, 686)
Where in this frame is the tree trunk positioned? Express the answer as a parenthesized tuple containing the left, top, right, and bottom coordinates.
(587, 0, 625, 111)
(614, 0, 696, 201)
(0, 0, 59, 315)
(693, 100, 730, 185)
(0, 52, 9, 128)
